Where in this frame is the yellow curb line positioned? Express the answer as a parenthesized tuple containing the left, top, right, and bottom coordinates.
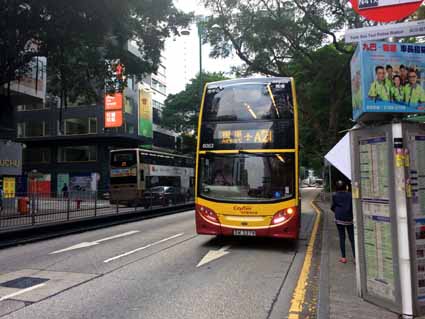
(288, 200, 322, 319)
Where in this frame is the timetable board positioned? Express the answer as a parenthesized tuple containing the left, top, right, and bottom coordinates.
(408, 135, 425, 305)
(359, 136, 395, 301)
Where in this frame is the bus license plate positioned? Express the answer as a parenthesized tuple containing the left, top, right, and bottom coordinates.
(233, 230, 256, 236)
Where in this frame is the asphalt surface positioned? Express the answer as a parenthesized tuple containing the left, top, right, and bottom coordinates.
(0, 188, 320, 319)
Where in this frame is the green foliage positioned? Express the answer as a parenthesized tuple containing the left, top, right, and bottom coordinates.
(1, 0, 192, 103)
(201, 0, 363, 171)
(292, 45, 353, 171)
(162, 72, 228, 133)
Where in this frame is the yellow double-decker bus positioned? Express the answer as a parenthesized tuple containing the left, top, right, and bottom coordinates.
(195, 77, 300, 239)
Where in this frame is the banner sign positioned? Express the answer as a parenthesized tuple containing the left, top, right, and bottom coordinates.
(350, 0, 422, 22)
(138, 89, 153, 141)
(351, 41, 425, 121)
(105, 93, 123, 110)
(345, 20, 425, 43)
(0, 141, 22, 176)
(104, 93, 123, 128)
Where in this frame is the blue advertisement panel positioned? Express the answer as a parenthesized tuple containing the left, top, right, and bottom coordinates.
(352, 41, 425, 121)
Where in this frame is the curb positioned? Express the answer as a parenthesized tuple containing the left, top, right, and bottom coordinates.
(0, 204, 194, 249)
(287, 196, 322, 319)
(315, 199, 330, 319)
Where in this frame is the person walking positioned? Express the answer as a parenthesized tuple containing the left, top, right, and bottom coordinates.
(61, 183, 69, 198)
(331, 180, 355, 264)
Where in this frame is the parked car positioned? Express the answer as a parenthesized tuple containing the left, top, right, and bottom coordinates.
(143, 186, 187, 209)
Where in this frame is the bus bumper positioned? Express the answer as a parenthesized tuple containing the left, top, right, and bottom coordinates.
(195, 210, 299, 239)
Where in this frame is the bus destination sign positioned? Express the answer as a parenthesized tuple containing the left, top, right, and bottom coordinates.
(218, 129, 273, 145)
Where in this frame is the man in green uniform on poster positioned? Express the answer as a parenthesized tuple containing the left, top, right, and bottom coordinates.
(368, 66, 390, 102)
(404, 69, 425, 106)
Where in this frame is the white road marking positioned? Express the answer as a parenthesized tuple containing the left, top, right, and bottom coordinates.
(196, 246, 231, 268)
(50, 230, 140, 254)
(104, 233, 185, 263)
(0, 283, 47, 302)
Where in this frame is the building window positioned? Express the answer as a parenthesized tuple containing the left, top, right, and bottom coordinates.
(17, 121, 48, 137)
(17, 102, 48, 111)
(64, 117, 97, 135)
(152, 100, 164, 110)
(153, 131, 175, 149)
(153, 108, 161, 125)
(125, 121, 135, 134)
(125, 97, 134, 114)
(23, 148, 50, 164)
(58, 146, 97, 162)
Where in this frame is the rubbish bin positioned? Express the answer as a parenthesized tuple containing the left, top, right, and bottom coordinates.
(18, 197, 29, 214)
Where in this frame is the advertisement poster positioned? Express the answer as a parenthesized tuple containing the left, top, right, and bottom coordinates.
(104, 93, 123, 128)
(138, 88, 153, 141)
(29, 174, 51, 194)
(3, 177, 16, 198)
(351, 41, 425, 120)
(57, 174, 70, 194)
(69, 173, 92, 192)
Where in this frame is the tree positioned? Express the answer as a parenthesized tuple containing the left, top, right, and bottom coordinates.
(162, 72, 228, 133)
(0, 0, 192, 98)
(161, 72, 227, 154)
(201, 0, 362, 170)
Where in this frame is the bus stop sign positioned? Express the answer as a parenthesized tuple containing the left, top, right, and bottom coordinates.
(350, 0, 423, 22)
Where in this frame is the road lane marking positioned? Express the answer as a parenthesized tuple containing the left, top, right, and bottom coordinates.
(196, 246, 231, 268)
(50, 230, 140, 254)
(103, 233, 185, 263)
(0, 283, 46, 302)
(288, 200, 321, 319)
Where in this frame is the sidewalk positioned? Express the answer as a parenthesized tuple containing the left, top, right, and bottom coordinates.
(315, 197, 398, 319)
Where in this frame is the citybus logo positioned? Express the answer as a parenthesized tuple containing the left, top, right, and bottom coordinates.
(233, 206, 252, 211)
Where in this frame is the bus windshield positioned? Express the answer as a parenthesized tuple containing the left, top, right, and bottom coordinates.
(199, 152, 295, 203)
(111, 151, 137, 167)
(203, 82, 293, 122)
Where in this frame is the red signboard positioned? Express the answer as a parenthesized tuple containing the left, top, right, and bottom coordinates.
(104, 93, 123, 128)
(105, 93, 123, 111)
(105, 110, 123, 128)
(350, 0, 422, 22)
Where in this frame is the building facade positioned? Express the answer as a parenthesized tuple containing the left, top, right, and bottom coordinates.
(14, 62, 178, 193)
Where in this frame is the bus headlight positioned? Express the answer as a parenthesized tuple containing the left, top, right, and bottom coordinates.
(271, 207, 296, 225)
(197, 205, 219, 223)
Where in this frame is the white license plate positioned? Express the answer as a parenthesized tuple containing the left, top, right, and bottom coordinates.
(233, 230, 256, 236)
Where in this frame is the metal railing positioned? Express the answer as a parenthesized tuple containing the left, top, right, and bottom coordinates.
(0, 190, 194, 232)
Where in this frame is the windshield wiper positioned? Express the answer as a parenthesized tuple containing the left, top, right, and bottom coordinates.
(238, 151, 272, 158)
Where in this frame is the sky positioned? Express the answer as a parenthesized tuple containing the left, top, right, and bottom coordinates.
(164, 0, 242, 94)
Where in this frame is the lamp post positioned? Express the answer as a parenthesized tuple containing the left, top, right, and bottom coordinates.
(197, 20, 204, 97)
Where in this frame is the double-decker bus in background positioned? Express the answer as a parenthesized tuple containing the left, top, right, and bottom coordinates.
(195, 77, 300, 239)
(110, 149, 194, 207)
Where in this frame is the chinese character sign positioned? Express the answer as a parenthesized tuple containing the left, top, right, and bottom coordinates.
(105, 111, 123, 128)
(218, 129, 274, 145)
(351, 41, 425, 121)
(104, 93, 123, 128)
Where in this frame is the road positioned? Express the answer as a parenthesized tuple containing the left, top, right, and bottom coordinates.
(0, 188, 320, 319)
